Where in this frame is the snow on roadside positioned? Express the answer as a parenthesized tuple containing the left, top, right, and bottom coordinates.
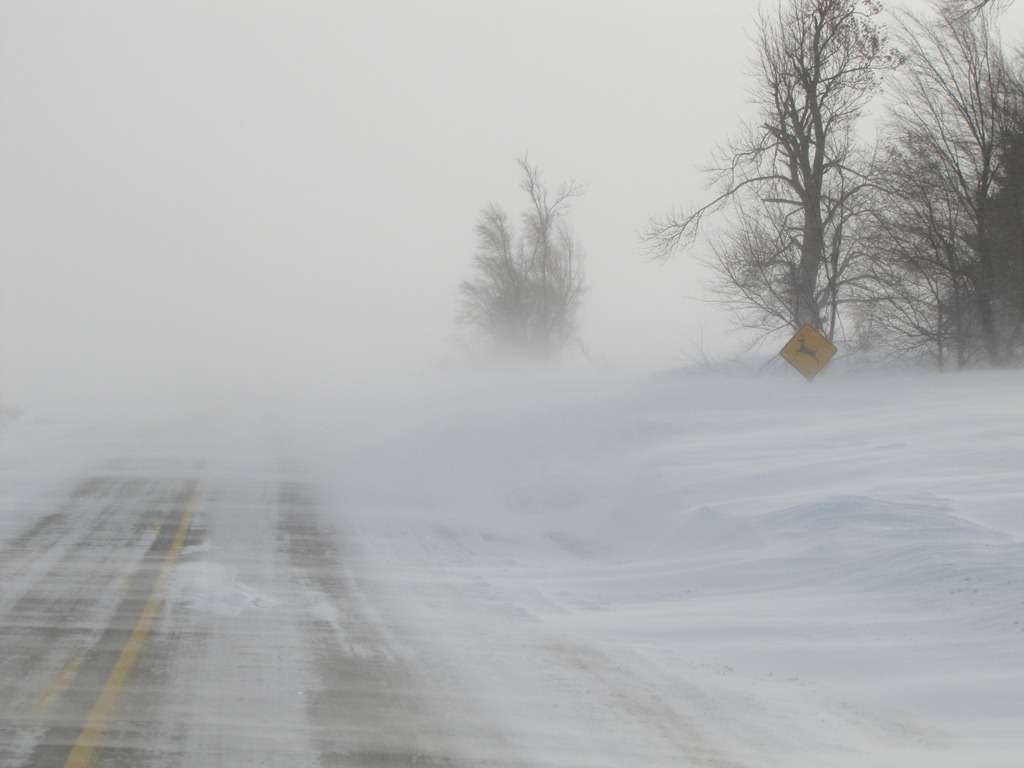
(309, 368, 1024, 767)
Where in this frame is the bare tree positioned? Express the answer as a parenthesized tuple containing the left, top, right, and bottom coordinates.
(517, 159, 586, 353)
(646, 0, 897, 339)
(989, 62, 1024, 360)
(458, 158, 585, 360)
(885, 4, 1017, 365)
(458, 205, 530, 351)
(858, 134, 978, 368)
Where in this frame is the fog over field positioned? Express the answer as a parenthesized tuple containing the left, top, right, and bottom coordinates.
(4, 0, 1021, 400)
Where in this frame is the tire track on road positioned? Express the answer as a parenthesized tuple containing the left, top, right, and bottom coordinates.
(277, 481, 481, 768)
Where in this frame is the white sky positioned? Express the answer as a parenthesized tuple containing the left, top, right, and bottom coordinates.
(1, 1, 1022, 400)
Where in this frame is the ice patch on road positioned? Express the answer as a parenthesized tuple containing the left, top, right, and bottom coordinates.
(170, 562, 277, 617)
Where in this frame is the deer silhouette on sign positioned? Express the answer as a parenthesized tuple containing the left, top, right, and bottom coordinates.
(796, 334, 818, 360)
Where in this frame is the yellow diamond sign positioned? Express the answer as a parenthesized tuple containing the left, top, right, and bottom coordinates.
(780, 324, 836, 381)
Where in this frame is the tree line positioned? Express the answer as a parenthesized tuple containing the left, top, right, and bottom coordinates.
(458, 0, 1023, 369)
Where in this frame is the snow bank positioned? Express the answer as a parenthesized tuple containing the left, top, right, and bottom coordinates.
(301, 367, 1024, 766)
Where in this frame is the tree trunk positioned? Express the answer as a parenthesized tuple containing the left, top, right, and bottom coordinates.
(975, 211, 1002, 366)
(796, 207, 824, 329)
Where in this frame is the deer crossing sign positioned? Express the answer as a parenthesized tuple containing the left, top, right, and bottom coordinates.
(780, 324, 837, 381)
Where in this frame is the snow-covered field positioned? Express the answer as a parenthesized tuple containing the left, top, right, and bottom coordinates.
(299, 368, 1024, 767)
(2, 367, 1022, 766)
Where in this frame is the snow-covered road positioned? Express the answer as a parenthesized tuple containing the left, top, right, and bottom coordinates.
(1, 368, 1022, 766)
(0, 445, 514, 766)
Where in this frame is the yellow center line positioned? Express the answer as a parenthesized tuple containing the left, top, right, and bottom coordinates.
(32, 651, 86, 716)
(33, 509, 175, 717)
(63, 486, 200, 768)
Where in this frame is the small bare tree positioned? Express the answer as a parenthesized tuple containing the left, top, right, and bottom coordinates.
(646, 0, 898, 340)
(458, 158, 585, 360)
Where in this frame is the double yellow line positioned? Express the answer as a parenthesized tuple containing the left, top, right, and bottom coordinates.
(63, 487, 200, 768)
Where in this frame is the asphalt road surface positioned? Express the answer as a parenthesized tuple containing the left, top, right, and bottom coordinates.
(0, 459, 514, 767)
